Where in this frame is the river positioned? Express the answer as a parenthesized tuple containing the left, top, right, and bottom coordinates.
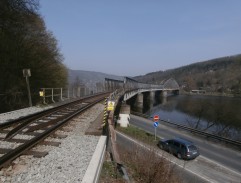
(144, 95, 241, 141)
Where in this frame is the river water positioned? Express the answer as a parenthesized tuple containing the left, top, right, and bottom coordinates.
(144, 95, 241, 141)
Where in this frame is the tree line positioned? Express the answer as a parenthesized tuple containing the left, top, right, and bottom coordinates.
(0, 0, 68, 113)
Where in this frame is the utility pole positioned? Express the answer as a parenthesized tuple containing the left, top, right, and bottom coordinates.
(23, 69, 32, 107)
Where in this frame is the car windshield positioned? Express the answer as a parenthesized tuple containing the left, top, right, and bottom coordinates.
(188, 145, 197, 151)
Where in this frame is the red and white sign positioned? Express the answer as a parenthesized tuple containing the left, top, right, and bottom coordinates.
(153, 115, 159, 122)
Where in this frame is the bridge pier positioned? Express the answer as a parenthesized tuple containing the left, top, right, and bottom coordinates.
(132, 91, 157, 113)
(145, 91, 155, 110)
(150, 91, 155, 102)
(133, 93, 144, 113)
(162, 90, 167, 97)
(117, 104, 130, 127)
(155, 91, 167, 105)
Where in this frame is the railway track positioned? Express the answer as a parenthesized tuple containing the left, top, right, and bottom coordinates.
(0, 92, 110, 169)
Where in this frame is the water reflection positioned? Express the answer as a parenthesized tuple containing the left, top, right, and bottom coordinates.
(145, 95, 241, 141)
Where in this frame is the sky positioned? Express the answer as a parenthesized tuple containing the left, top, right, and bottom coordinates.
(39, 0, 241, 76)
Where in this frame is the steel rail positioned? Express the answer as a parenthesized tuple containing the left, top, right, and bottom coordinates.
(1, 93, 110, 139)
(0, 92, 110, 130)
(0, 96, 106, 169)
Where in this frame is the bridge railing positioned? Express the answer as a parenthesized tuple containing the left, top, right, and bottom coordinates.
(123, 87, 165, 101)
(40, 88, 64, 104)
(105, 77, 178, 100)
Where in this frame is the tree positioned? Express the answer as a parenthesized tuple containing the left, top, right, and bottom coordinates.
(0, 0, 67, 112)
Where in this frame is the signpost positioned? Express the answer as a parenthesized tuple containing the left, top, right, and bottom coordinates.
(153, 115, 159, 140)
(23, 69, 32, 107)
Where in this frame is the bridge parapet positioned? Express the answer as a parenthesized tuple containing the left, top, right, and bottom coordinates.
(123, 88, 165, 101)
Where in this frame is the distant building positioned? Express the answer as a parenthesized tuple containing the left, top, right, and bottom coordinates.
(190, 90, 206, 94)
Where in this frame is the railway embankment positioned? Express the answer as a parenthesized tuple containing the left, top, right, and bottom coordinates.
(0, 100, 106, 182)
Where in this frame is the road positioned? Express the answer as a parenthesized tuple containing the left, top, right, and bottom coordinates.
(116, 131, 208, 183)
(117, 114, 241, 183)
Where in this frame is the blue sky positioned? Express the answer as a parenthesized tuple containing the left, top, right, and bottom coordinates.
(39, 1, 241, 76)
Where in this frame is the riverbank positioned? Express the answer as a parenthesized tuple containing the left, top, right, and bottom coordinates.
(145, 94, 241, 142)
(180, 91, 241, 98)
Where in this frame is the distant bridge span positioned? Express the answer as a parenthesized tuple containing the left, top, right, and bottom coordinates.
(105, 77, 180, 101)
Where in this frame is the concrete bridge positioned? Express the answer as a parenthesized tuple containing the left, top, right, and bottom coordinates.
(123, 77, 179, 101)
(105, 77, 179, 100)
(105, 77, 180, 127)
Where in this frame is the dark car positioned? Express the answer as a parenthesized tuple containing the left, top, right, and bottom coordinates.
(158, 137, 200, 160)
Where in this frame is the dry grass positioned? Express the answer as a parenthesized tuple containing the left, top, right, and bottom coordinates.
(100, 125, 184, 182)
(99, 153, 126, 183)
(119, 144, 182, 183)
(117, 125, 157, 146)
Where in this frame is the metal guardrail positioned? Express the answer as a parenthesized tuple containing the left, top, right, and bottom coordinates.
(131, 112, 241, 148)
(40, 88, 64, 104)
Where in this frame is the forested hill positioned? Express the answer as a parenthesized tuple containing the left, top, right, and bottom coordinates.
(0, 0, 67, 112)
(134, 54, 241, 94)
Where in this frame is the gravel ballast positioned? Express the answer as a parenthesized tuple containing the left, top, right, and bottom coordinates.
(0, 106, 53, 124)
(8, 135, 100, 183)
(0, 102, 105, 183)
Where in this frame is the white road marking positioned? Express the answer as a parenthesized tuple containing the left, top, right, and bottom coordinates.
(200, 155, 241, 176)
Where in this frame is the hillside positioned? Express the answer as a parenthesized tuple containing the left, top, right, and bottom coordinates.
(134, 54, 241, 95)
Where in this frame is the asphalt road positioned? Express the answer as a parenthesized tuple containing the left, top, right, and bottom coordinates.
(117, 114, 241, 183)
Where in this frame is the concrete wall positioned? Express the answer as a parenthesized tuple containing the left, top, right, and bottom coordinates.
(117, 104, 130, 127)
(82, 136, 107, 183)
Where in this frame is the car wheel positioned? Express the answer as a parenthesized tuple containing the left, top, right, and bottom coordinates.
(159, 144, 164, 149)
(177, 153, 182, 159)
